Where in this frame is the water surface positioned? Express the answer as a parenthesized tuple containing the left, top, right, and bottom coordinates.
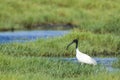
(0, 30, 69, 43)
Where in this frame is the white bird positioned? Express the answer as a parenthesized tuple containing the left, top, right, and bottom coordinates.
(66, 39, 97, 65)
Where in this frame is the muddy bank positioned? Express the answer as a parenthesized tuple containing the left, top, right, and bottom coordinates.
(0, 23, 75, 32)
(24, 23, 75, 30)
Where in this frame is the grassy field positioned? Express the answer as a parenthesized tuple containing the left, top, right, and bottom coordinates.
(0, 0, 120, 34)
(0, 0, 120, 80)
(0, 54, 119, 80)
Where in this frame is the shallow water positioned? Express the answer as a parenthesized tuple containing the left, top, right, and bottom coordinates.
(63, 57, 119, 72)
(0, 30, 69, 43)
(94, 57, 119, 72)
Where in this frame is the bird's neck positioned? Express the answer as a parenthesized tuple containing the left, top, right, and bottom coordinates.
(75, 41, 78, 49)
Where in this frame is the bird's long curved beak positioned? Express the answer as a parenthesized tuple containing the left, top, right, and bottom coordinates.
(66, 41, 74, 50)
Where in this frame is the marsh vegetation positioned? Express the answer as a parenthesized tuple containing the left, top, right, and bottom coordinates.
(0, 0, 120, 80)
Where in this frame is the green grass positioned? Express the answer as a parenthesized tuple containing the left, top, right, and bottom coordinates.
(0, 0, 120, 79)
(0, 73, 120, 80)
(0, 72, 120, 80)
(0, 31, 120, 57)
(0, 0, 120, 34)
(0, 54, 120, 80)
(0, 54, 100, 78)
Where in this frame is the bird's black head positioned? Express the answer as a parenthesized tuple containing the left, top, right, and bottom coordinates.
(66, 39, 78, 50)
(72, 39, 78, 43)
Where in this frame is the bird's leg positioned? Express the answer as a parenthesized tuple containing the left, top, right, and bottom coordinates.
(81, 63, 84, 65)
(77, 64, 81, 70)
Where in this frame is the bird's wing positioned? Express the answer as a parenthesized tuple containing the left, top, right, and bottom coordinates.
(76, 51, 97, 64)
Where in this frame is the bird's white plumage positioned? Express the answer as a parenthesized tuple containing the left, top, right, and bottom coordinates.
(76, 48, 97, 65)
